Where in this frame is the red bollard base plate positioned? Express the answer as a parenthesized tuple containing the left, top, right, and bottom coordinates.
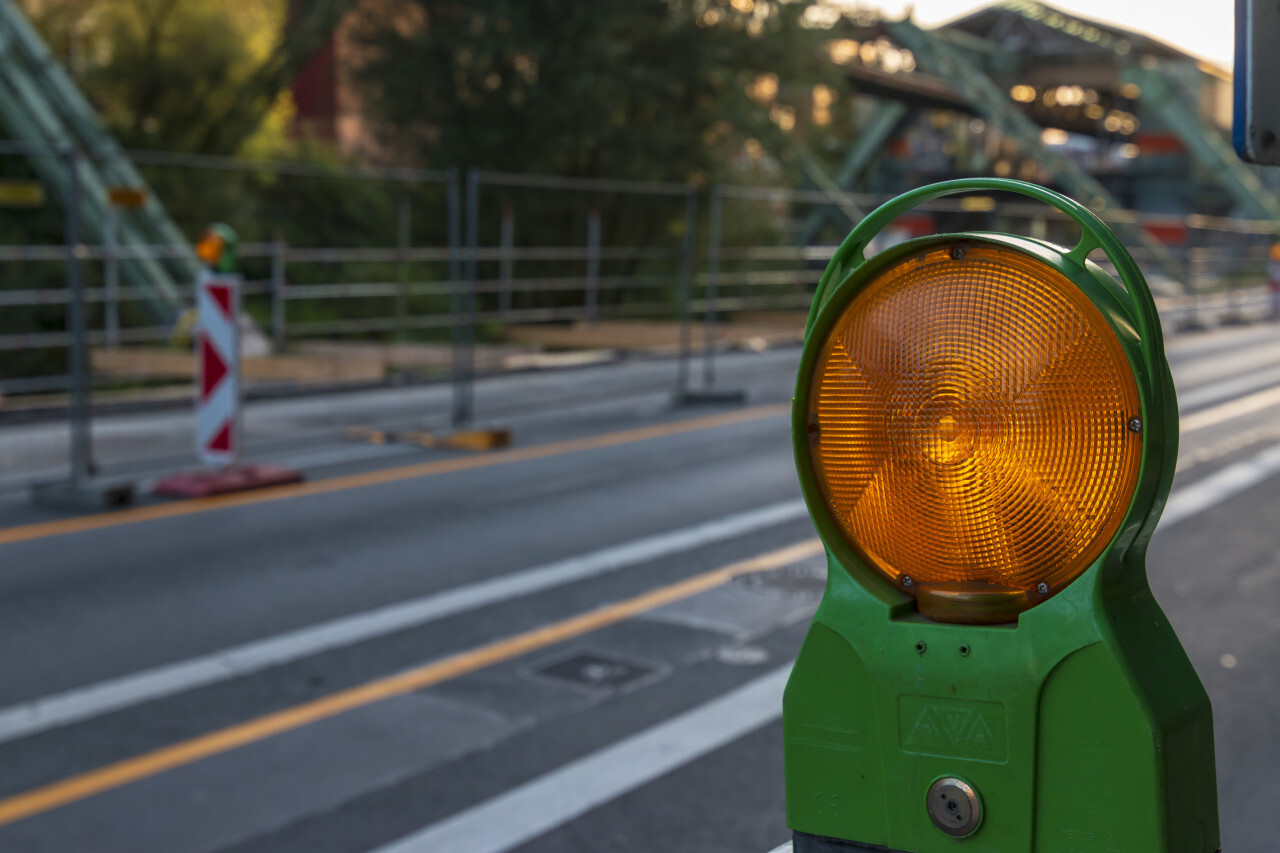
(153, 462, 304, 499)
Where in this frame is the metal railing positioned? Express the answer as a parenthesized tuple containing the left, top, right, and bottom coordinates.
(2, 149, 1279, 492)
(3, 185, 1275, 381)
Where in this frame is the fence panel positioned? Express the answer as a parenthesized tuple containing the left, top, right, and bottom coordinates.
(2, 147, 1278, 494)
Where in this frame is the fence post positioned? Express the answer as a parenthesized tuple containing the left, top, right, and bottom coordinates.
(63, 146, 94, 482)
(1182, 224, 1196, 329)
(586, 207, 601, 324)
(446, 168, 465, 425)
(499, 200, 514, 317)
(1222, 230, 1246, 324)
(395, 188, 412, 342)
(703, 186, 724, 390)
(271, 237, 287, 350)
(103, 203, 120, 347)
(674, 189, 697, 401)
(1181, 224, 1209, 331)
(451, 168, 477, 428)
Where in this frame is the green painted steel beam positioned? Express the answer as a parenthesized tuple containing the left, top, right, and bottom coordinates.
(886, 18, 1188, 292)
(0, 0, 198, 320)
(789, 141, 869, 227)
(1122, 63, 1280, 224)
(793, 101, 910, 248)
(0, 0, 200, 265)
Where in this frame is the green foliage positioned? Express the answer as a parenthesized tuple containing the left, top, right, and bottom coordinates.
(2, 0, 861, 383)
(349, 0, 841, 183)
(347, 0, 849, 320)
(17, 0, 354, 155)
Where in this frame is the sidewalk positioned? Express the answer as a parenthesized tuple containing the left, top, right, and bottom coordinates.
(503, 312, 808, 354)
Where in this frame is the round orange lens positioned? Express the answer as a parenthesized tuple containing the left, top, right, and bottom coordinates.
(196, 232, 225, 267)
(806, 242, 1142, 595)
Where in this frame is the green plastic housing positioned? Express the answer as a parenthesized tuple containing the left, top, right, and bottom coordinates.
(784, 179, 1220, 852)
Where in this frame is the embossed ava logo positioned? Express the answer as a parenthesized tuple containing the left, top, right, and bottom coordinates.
(906, 705, 997, 752)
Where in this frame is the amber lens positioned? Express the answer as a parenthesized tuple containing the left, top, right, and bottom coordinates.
(196, 232, 225, 267)
(807, 242, 1142, 594)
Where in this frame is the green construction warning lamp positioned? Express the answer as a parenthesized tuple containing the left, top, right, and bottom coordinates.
(784, 179, 1219, 853)
(195, 222, 239, 273)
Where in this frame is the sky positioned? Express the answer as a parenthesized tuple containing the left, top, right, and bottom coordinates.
(855, 0, 1236, 69)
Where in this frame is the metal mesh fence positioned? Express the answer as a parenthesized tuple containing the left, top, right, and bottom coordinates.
(1, 146, 1278, 494)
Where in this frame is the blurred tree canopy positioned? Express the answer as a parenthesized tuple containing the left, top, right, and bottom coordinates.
(341, 0, 854, 322)
(16, 0, 355, 155)
(348, 0, 848, 184)
(2, 0, 858, 378)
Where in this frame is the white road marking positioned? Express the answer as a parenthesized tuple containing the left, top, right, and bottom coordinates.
(6, 397, 1280, 748)
(362, 439, 1280, 853)
(0, 500, 808, 745)
(1177, 364, 1280, 411)
(4, 340, 1280, 796)
(128, 444, 417, 494)
(2, 443, 415, 497)
(1236, 561, 1280, 592)
(1175, 423, 1280, 474)
(368, 664, 792, 853)
(1163, 443, 1280, 527)
(1180, 384, 1280, 433)
(262, 441, 417, 471)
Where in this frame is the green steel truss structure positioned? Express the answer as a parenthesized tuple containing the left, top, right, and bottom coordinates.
(0, 0, 198, 320)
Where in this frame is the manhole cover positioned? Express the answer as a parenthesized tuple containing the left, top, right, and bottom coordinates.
(732, 560, 826, 602)
(533, 652, 656, 692)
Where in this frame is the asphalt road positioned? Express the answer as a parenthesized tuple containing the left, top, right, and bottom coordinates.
(0, 327, 1278, 852)
(0, 348, 802, 494)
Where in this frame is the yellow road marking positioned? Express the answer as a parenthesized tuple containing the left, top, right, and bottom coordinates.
(0, 537, 823, 826)
(0, 403, 790, 548)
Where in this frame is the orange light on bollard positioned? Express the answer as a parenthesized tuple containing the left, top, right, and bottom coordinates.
(195, 230, 226, 268)
(785, 180, 1216, 853)
(804, 242, 1142, 621)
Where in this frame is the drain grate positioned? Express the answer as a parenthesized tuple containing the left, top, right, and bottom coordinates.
(533, 652, 657, 692)
(732, 560, 826, 602)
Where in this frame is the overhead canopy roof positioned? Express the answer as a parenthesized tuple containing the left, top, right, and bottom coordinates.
(943, 0, 1193, 63)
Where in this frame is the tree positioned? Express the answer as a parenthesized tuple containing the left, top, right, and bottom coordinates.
(344, 0, 855, 322)
(17, 0, 356, 155)
(348, 0, 844, 184)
